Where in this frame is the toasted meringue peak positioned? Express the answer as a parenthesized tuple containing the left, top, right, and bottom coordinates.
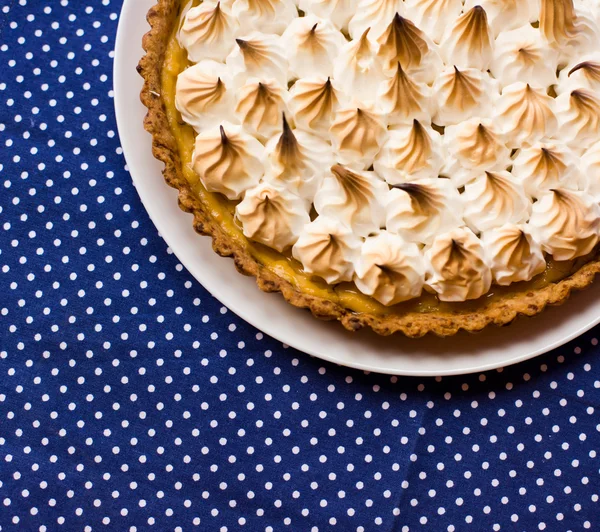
(179, 2, 239, 62)
(313, 164, 388, 235)
(555, 88, 600, 148)
(403, 0, 463, 44)
(374, 120, 445, 184)
(226, 33, 288, 86)
(376, 62, 435, 125)
(376, 14, 433, 73)
(385, 179, 464, 244)
(491, 25, 560, 89)
(495, 83, 558, 148)
(299, 0, 359, 31)
(234, 78, 288, 141)
(529, 188, 600, 260)
(444, 119, 511, 171)
(432, 66, 498, 126)
(232, 0, 297, 34)
(540, 0, 578, 44)
(263, 114, 333, 198)
(354, 232, 425, 305)
(464, 0, 536, 37)
(482, 224, 546, 285)
(557, 55, 600, 94)
(581, 140, 600, 200)
(463, 171, 531, 233)
(441, 6, 494, 71)
(288, 77, 344, 136)
(192, 123, 264, 200)
(292, 216, 362, 284)
(281, 15, 346, 79)
(425, 227, 492, 302)
(333, 29, 386, 105)
(512, 141, 581, 198)
(329, 106, 388, 167)
(348, 0, 404, 41)
(175, 60, 235, 131)
(235, 181, 309, 252)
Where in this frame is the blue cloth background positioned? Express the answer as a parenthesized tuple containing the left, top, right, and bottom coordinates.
(1, 2, 600, 530)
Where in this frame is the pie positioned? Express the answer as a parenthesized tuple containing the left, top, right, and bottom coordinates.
(138, 0, 600, 337)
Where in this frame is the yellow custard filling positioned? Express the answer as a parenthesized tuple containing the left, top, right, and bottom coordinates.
(160, 4, 586, 315)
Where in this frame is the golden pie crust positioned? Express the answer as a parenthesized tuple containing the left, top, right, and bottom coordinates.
(138, 0, 600, 337)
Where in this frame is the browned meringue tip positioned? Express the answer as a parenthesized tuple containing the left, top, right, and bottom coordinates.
(219, 124, 228, 143)
(569, 61, 600, 77)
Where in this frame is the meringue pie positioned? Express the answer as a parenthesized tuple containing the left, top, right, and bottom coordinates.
(139, 0, 600, 336)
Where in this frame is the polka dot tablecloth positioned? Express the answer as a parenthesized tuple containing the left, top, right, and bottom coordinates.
(1, 2, 600, 531)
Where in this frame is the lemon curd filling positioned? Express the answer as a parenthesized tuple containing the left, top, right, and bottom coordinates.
(160, 1, 586, 315)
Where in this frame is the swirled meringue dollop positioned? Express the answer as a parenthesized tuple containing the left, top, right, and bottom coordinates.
(333, 29, 386, 105)
(373, 120, 445, 184)
(192, 123, 264, 200)
(495, 83, 558, 148)
(329, 106, 388, 168)
(463, 0, 536, 37)
(175, 60, 236, 132)
(235, 181, 310, 252)
(313, 164, 388, 235)
(292, 216, 362, 284)
(462, 171, 531, 233)
(403, 0, 463, 44)
(424, 227, 492, 302)
(263, 114, 333, 199)
(234, 78, 288, 141)
(299, 0, 359, 31)
(354, 232, 425, 305)
(490, 25, 560, 89)
(281, 15, 346, 79)
(288, 77, 345, 137)
(348, 0, 404, 41)
(179, 1, 239, 62)
(581, 140, 600, 200)
(432, 66, 498, 126)
(385, 179, 464, 244)
(511, 141, 582, 198)
(481, 224, 546, 285)
(225, 32, 288, 86)
(375, 14, 442, 83)
(444, 118, 511, 172)
(231, 0, 297, 34)
(440, 6, 494, 71)
(557, 55, 600, 95)
(376, 62, 435, 126)
(529, 188, 600, 260)
(555, 88, 600, 149)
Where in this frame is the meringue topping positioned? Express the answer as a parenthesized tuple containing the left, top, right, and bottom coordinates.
(234, 78, 288, 141)
(329, 106, 388, 167)
(555, 88, 600, 148)
(292, 216, 361, 284)
(288, 77, 343, 136)
(232, 0, 297, 35)
(581, 140, 600, 201)
(403, 0, 463, 44)
(226, 33, 288, 85)
(441, 6, 494, 71)
(540, 0, 577, 45)
(299, 0, 359, 31)
(495, 83, 558, 148)
(529, 188, 600, 260)
(354, 232, 425, 305)
(462, 171, 531, 233)
(385, 179, 464, 244)
(377, 62, 435, 125)
(432, 66, 498, 126)
(313, 164, 388, 235)
(374, 120, 444, 184)
(179, 2, 239, 62)
(235, 181, 310, 251)
(192, 123, 265, 200)
(463, 0, 535, 37)
(376, 14, 431, 72)
(425, 227, 492, 302)
(558, 56, 600, 94)
(348, 0, 404, 41)
(482, 224, 546, 285)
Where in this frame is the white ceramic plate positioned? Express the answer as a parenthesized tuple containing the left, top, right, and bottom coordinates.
(113, 0, 600, 376)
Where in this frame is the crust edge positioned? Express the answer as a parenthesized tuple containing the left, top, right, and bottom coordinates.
(136, 0, 600, 338)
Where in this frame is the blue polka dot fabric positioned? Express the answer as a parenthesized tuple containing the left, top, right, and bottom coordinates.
(1, 1, 600, 530)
